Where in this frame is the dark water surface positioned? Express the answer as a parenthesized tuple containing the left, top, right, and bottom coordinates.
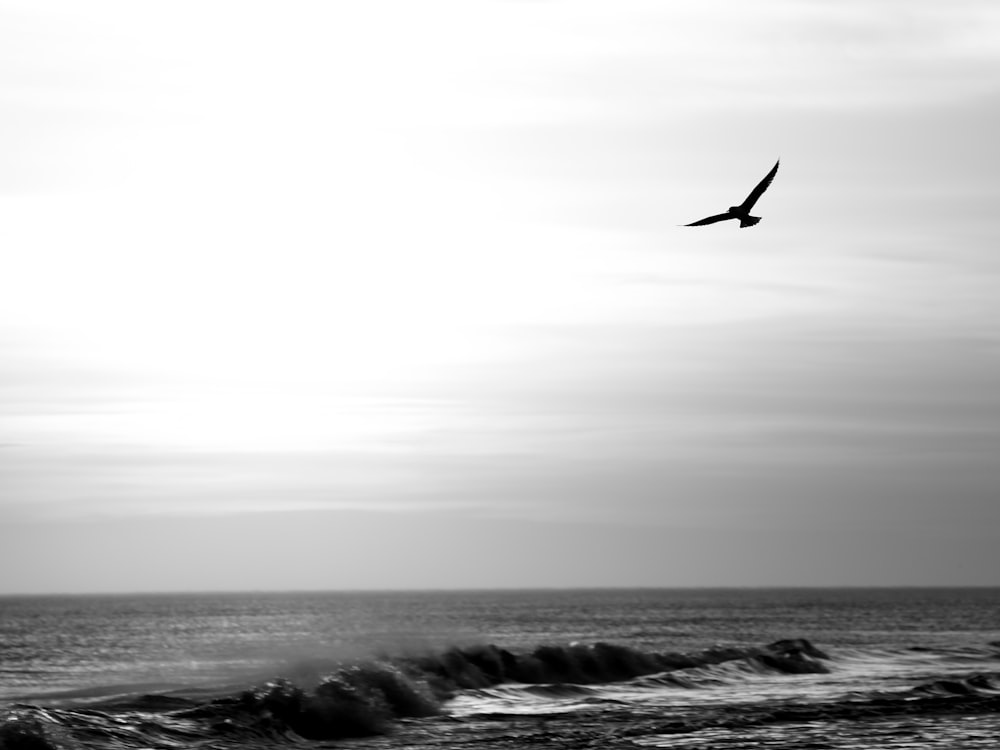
(2, 588, 999, 748)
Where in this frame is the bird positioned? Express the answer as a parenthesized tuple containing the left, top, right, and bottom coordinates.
(684, 159, 780, 228)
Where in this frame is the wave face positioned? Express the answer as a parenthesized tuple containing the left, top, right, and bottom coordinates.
(6, 638, 1000, 748)
(0, 639, 830, 745)
(3, 589, 1000, 748)
(409, 637, 830, 696)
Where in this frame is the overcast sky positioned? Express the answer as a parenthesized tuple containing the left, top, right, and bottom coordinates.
(2, 0, 999, 593)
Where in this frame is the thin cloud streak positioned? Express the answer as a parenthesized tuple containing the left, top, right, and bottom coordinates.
(1, 1, 999, 588)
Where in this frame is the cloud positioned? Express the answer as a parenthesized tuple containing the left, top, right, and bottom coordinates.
(3, 501, 998, 593)
(3, 1, 1000, 588)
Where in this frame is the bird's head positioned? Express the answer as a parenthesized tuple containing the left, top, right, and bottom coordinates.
(727, 206, 740, 214)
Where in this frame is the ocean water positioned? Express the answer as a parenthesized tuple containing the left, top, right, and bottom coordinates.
(1, 588, 999, 749)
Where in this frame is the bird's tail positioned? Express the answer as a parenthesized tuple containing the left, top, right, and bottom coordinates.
(740, 215, 761, 228)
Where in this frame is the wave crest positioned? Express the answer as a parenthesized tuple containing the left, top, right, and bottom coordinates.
(0, 713, 60, 750)
(192, 661, 440, 740)
(0, 638, 832, 744)
(410, 638, 829, 694)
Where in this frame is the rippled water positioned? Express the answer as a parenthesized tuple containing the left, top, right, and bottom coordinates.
(2, 588, 999, 749)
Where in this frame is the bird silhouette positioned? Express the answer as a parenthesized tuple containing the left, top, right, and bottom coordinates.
(684, 159, 779, 228)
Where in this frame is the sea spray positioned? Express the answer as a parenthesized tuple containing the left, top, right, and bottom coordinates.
(0, 713, 59, 750)
(197, 661, 441, 739)
(0, 639, 832, 745)
(406, 638, 829, 694)
(4, 588, 998, 749)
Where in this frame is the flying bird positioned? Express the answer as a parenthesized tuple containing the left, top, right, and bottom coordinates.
(684, 159, 780, 228)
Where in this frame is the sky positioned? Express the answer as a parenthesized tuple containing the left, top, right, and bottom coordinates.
(2, 0, 1000, 592)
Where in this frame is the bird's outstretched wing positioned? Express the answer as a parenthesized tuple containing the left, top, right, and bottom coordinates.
(684, 213, 733, 227)
(738, 159, 779, 212)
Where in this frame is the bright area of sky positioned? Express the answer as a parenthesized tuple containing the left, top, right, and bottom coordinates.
(2, 0, 999, 593)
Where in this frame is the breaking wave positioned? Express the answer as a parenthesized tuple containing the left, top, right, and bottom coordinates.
(407, 637, 829, 696)
(5, 638, 999, 747)
(0, 639, 826, 745)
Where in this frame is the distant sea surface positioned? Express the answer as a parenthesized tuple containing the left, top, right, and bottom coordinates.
(2, 588, 999, 749)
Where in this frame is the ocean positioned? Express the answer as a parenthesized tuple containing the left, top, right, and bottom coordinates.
(1, 588, 999, 749)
